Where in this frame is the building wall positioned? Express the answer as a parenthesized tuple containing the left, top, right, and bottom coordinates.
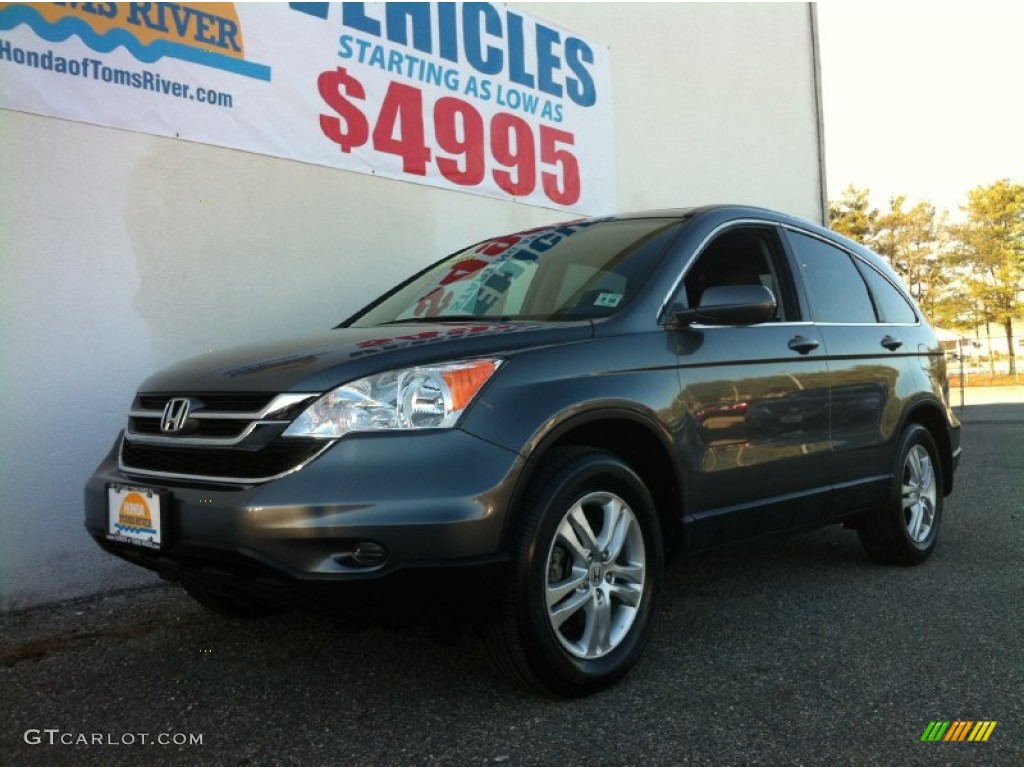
(0, 2, 824, 609)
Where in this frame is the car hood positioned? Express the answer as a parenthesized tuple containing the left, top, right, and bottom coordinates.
(137, 321, 593, 394)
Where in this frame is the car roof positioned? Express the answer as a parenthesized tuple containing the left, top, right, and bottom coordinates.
(590, 204, 900, 282)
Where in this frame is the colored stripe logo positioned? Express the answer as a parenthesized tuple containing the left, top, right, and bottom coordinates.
(921, 721, 997, 742)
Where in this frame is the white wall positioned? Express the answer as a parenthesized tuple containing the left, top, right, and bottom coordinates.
(0, 2, 823, 609)
(533, 2, 825, 217)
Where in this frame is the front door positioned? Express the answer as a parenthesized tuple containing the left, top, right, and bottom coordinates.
(670, 225, 833, 551)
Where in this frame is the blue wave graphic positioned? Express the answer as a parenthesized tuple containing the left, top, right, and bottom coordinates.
(0, 5, 271, 81)
(115, 522, 158, 535)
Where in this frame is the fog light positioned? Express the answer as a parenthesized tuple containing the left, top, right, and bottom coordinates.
(330, 540, 388, 569)
(352, 541, 387, 567)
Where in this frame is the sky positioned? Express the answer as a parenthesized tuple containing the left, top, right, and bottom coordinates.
(816, 2, 1024, 215)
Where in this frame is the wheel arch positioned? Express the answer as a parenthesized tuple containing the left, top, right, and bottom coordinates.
(502, 409, 685, 556)
(902, 399, 955, 496)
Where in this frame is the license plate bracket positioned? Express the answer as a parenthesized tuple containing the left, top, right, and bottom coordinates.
(107, 485, 168, 550)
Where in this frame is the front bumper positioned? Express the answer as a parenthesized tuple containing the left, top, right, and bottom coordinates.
(85, 429, 522, 619)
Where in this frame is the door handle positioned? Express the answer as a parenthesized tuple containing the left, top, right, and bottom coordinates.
(881, 335, 904, 351)
(788, 335, 820, 355)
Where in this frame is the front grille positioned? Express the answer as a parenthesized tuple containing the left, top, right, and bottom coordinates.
(121, 391, 322, 482)
(121, 437, 327, 481)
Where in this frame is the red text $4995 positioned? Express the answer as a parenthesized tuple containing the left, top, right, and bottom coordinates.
(318, 67, 581, 207)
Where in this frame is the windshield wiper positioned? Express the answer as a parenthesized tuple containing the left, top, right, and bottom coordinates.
(379, 315, 515, 325)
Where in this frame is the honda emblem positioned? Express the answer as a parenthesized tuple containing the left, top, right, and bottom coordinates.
(161, 398, 192, 433)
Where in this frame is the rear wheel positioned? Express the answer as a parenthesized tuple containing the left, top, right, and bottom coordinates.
(485, 449, 663, 697)
(858, 423, 943, 565)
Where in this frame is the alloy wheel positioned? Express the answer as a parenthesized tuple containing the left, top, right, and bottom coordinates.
(902, 444, 937, 544)
(544, 491, 646, 659)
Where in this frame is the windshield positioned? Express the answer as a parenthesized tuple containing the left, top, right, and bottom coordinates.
(348, 218, 683, 326)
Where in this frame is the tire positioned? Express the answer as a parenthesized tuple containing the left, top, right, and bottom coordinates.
(183, 582, 283, 619)
(858, 423, 943, 565)
(485, 448, 664, 697)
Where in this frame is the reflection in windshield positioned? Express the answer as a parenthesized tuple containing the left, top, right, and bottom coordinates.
(349, 218, 683, 326)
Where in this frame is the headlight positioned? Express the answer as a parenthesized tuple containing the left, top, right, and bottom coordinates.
(282, 358, 503, 439)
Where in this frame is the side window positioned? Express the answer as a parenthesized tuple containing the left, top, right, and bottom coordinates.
(856, 261, 918, 325)
(787, 232, 877, 324)
(682, 226, 796, 321)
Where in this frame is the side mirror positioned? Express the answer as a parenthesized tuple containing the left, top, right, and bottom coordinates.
(672, 284, 777, 327)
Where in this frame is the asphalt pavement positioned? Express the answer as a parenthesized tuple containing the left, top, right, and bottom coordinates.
(2, 399, 1021, 766)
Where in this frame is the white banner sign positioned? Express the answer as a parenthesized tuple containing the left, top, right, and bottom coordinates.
(0, 2, 616, 213)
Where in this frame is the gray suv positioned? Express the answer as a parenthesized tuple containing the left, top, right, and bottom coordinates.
(85, 205, 961, 697)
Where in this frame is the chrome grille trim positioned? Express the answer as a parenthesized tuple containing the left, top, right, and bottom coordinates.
(125, 422, 269, 447)
(129, 393, 316, 421)
(117, 435, 336, 485)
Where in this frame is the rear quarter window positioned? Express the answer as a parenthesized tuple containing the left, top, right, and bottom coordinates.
(856, 261, 919, 325)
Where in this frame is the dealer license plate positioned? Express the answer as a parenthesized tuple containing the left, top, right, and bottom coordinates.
(107, 485, 163, 550)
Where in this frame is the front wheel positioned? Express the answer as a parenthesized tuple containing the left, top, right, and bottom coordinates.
(858, 423, 943, 565)
(485, 449, 663, 697)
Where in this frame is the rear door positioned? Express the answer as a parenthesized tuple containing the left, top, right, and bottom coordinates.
(782, 228, 919, 517)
